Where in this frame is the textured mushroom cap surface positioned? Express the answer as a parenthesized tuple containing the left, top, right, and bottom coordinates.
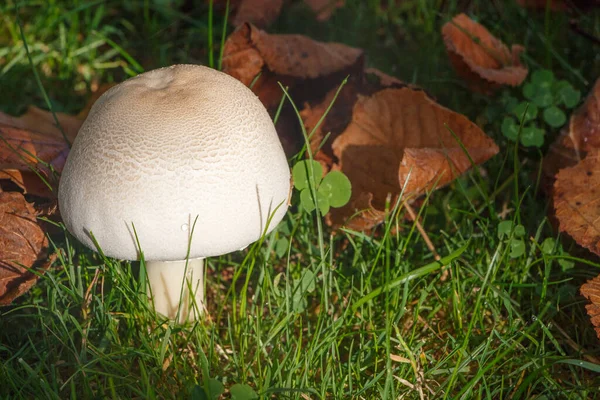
(59, 64, 290, 261)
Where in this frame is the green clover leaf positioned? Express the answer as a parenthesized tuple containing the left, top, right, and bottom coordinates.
(513, 102, 538, 122)
(318, 171, 352, 208)
(520, 125, 545, 147)
(293, 160, 352, 215)
(531, 69, 554, 88)
(498, 220, 514, 239)
(498, 221, 527, 258)
(543, 106, 567, 128)
(292, 160, 323, 191)
(558, 85, 581, 109)
(510, 239, 526, 258)
(230, 384, 258, 400)
(502, 117, 519, 142)
(558, 258, 574, 271)
(274, 237, 289, 258)
(300, 187, 329, 214)
(523, 82, 537, 101)
(532, 87, 554, 108)
(513, 224, 526, 238)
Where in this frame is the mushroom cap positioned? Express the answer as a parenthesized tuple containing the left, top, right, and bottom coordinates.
(59, 64, 290, 261)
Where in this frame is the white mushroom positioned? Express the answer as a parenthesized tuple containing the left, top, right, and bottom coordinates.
(58, 64, 290, 322)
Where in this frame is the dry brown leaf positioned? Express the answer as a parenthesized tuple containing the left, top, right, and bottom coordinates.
(544, 78, 600, 187)
(301, 81, 359, 170)
(304, 0, 345, 21)
(580, 273, 600, 340)
(222, 23, 364, 109)
(0, 124, 70, 171)
(570, 78, 600, 149)
(364, 67, 405, 88)
(0, 84, 110, 196)
(0, 83, 112, 145)
(327, 87, 499, 229)
(0, 170, 56, 198)
(232, 0, 283, 28)
(442, 14, 528, 92)
(278, 68, 400, 159)
(0, 191, 53, 305)
(0, 106, 82, 143)
(554, 149, 600, 256)
(0, 124, 70, 197)
(274, 107, 306, 157)
(300, 68, 406, 170)
(328, 191, 387, 231)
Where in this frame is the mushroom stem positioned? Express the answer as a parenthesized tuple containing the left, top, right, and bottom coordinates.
(145, 258, 204, 322)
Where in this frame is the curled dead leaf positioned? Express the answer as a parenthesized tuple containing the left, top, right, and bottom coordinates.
(0, 170, 56, 199)
(0, 84, 108, 196)
(364, 68, 405, 88)
(0, 124, 70, 197)
(569, 78, 600, 150)
(327, 88, 499, 229)
(301, 81, 359, 170)
(0, 124, 70, 171)
(327, 191, 387, 231)
(442, 14, 528, 92)
(580, 273, 600, 340)
(554, 149, 600, 256)
(300, 68, 407, 171)
(0, 106, 81, 143)
(0, 191, 54, 305)
(544, 78, 600, 187)
(222, 23, 364, 109)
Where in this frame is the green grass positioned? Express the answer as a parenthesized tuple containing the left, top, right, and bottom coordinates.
(1, 0, 600, 398)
